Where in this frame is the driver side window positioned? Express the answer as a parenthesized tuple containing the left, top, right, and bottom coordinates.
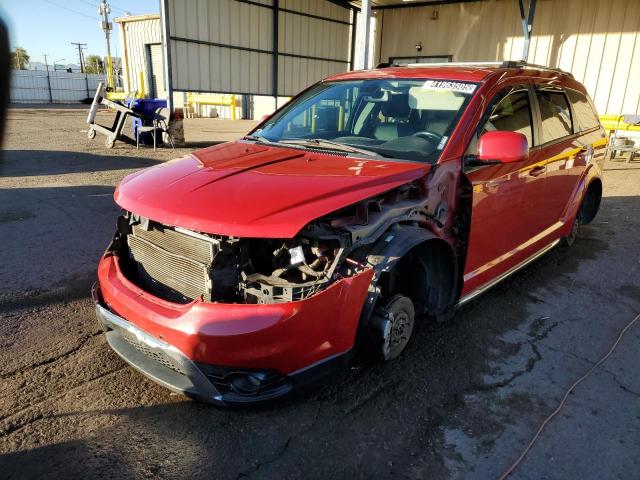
(467, 88, 534, 154)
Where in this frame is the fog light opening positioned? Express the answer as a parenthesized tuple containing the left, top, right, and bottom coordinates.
(226, 372, 265, 395)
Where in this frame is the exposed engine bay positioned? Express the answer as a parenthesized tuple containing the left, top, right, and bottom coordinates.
(109, 182, 437, 305)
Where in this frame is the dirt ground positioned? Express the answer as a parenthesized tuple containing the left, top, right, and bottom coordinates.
(1, 106, 639, 480)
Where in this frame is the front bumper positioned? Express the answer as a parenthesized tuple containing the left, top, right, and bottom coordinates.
(96, 300, 223, 403)
(94, 254, 373, 405)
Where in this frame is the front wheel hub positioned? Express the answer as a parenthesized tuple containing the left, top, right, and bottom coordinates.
(368, 295, 415, 361)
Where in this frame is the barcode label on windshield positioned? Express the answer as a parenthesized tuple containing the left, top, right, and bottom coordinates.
(422, 80, 477, 94)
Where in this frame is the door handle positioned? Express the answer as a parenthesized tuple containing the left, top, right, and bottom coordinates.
(528, 165, 545, 177)
(576, 146, 594, 164)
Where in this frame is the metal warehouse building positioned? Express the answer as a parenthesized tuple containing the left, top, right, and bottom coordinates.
(115, 0, 640, 120)
(115, 14, 164, 98)
(372, 0, 640, 117)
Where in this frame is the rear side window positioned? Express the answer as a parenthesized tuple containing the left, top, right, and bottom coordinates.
(482, 89, 534, 147)
(536, 89, 573, 143)
(567, 89, 600, 132)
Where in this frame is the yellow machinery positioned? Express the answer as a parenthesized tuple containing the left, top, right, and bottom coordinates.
(185, 93, 238, 120)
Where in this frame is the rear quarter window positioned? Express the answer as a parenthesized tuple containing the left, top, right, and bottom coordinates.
(567, 89, 601, 132)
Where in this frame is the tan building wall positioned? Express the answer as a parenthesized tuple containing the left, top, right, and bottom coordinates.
(115, 14, 162, 96)
(375, 0, 640, 115)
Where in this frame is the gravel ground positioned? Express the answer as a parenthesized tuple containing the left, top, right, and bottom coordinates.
(0, 106, 639, 479)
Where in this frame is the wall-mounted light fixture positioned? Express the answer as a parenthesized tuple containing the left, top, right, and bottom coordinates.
(415, 41, 423, 52)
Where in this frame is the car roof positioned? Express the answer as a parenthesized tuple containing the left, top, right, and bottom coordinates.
(325, 62, 576, 87)
(325, 65, 497, 83)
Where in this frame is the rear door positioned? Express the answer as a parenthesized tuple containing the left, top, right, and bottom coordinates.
(463, 85, 544, 294)
(531, 86, 582, 228)
(146, 44, 166, 98)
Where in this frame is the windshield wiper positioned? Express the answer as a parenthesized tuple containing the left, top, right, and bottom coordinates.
(278, 138, 382, 157)
(243, 134, 274, 144)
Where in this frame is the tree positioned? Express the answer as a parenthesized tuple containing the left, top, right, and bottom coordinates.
(10, 47, 29, 70)
(84, 55, 104, 74)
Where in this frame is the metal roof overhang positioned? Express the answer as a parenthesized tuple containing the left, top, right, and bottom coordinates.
(333, 0, 484, 10)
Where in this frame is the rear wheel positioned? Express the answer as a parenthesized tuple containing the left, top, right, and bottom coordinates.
(562, 207, 582, 247)
(562, 181, 601, 247)
(366, 295, 415, 361)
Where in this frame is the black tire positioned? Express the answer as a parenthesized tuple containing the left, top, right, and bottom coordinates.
(87, 128, 96, 140)
(366, 295, 415, 361)
(562, 207, 582, 247)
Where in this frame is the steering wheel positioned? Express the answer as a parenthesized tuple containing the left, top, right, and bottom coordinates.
(412, 131, 444, 144)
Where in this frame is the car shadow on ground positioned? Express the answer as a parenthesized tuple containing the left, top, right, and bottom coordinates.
(0, 150, 163, 177)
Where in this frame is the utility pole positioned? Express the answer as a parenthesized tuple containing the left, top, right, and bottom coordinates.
(71, 42, 87, 73)
(98, 0, 114, 88)
(43, 53, 53, 103)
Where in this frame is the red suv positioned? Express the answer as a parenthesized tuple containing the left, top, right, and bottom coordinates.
(94, 61, 606, 405)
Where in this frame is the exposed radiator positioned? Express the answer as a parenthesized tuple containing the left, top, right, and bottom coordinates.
(127, 224, 216, 302)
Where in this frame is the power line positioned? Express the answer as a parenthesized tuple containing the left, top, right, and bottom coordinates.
(79, 0, 133, 15)
(44, 0, 97, 20)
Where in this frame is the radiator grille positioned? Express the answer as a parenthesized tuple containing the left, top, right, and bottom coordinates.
(127, 224, 215, 302)
(131, 224, 214, 264)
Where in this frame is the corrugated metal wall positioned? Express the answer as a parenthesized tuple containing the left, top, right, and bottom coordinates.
(278, 0, 351, 95)
(116, 15, 162, 95)
(10, 70, 104, 103)
(375, 0, 640, 115)
(168, 0, 273, 95)
(166, 0, 352, 96)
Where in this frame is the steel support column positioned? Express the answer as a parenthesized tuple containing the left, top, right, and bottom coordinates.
(519, 0, 537, 62)
(160, 0, 174, 114)
(272, 0, 279, 102)
(353, 0, 371, 70)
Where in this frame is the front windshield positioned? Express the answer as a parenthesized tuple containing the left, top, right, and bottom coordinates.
(251, 78, 477, 163)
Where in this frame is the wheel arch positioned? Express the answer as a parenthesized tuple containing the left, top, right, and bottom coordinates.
(359, 224, 459, 327)
(581, 177, 602, 225)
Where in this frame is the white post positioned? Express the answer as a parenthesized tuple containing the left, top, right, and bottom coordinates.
(353, 0, 372, 70)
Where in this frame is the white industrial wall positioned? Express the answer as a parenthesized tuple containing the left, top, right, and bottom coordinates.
(166, 0, 352, 97)
(375, 0, 640, 116)
(10, 70, 104, 103)
(116, 14, 162, 95)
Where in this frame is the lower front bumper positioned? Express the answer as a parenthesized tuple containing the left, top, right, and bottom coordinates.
(96, 302, 224, 403)
(95, 289, 350, 406)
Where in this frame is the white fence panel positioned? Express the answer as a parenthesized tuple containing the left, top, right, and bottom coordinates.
(10, 70, 106, 104)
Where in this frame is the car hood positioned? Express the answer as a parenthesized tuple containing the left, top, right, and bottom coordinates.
(115, 141, 430, 238)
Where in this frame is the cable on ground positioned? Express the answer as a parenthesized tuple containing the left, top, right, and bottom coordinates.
(499, 311, 640, 479)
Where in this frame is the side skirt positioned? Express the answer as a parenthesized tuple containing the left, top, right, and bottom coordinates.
(457, 239, 560, 307)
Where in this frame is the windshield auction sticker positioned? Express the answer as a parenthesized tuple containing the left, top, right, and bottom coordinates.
(422, 80, 477, 94)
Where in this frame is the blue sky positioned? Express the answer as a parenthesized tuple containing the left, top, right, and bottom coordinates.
(3, 1, 160, 66)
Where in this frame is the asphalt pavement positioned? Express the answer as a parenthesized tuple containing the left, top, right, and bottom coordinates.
(0, 107, 639, 479)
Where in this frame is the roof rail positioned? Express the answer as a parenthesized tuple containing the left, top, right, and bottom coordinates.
(500, 60, 574, 78)
(400, 60, 574, 78)
(406, 61, 502, 68)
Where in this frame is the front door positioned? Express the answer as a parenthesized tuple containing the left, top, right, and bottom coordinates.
(462, 85, 545, 296)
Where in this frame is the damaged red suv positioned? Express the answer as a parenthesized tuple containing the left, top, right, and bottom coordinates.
(94, 62, 606, 405)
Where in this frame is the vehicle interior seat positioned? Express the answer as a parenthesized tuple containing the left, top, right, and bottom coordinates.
(422, 110, 458, 136)
(373, 93, 420, 141)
